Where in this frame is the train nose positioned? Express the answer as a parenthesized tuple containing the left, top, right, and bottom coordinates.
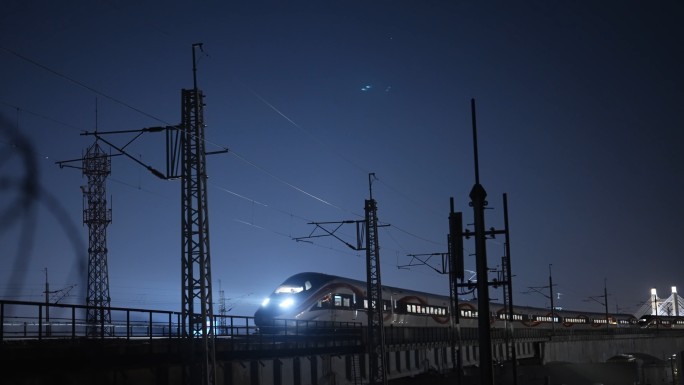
(254, 303, 283, 325)
(254, 305, 285, 334)
(254, 307, 272, 325)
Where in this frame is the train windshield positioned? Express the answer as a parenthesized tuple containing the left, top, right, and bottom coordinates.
(274, 280, 312, 294)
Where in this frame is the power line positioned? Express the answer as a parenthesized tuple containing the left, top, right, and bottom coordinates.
(0, 100, 84, 133)
(2, 43, 451, 268)
(0, 46, 171, 125)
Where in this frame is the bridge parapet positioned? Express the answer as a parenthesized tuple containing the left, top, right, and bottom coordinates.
(542, 330, 684, 364)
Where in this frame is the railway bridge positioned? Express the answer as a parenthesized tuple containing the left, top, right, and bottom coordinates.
(2, 299, 684, 385)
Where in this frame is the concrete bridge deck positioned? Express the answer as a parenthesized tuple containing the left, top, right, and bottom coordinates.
(3, 299, 684, 384)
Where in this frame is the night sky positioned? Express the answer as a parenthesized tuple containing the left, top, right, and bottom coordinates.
(1, 1, 683, 318)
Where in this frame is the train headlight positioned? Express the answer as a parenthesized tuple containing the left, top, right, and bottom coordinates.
(261, 298, 270, 307)
(279, 298, 295, 308)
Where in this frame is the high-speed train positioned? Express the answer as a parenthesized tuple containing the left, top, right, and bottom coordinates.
(254, 272, 641, 331)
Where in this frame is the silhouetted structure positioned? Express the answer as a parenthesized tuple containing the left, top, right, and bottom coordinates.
(82, 140, 112, 335)
(365, 174, 387, 385)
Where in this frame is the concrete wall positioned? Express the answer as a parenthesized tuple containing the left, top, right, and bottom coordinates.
(219, 341, 537, 385)
(542, 334, 684, 364)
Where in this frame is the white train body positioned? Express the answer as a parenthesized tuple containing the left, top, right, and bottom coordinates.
(254, 272, 639, 331)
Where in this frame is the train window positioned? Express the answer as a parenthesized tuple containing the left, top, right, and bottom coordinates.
(564, 317, 585, 324)
(316, 294, 333, 309)
(324, 294, 353, 308)
(275, 284, 305, 294)
(499, 313, 522, 321)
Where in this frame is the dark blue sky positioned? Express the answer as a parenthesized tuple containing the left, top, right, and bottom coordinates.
(1, 1, 683, 317)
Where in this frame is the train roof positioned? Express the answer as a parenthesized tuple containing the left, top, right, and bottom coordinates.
(276, 272, 636, 318)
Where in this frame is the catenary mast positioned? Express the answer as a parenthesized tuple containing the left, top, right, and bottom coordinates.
(365, 173, 387, 385)
(179, 43, 216, 385)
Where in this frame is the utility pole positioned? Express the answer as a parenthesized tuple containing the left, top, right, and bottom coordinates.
(73, 44, 221, 385)
(469, 98, 494, 385)
(500, 194, 517, 384)
(584, 278, 610, 328)
(178, 43, 216, 385)
(42, 268, 78, 336)
(365, 173, 387, 385)
(397, 217, 467, 382)
(549, 264, 555, 334)
(294, 173, 389, 385)
(400, 191, 519, 385)
(604, 279, 609, 326)
(523, 265, 557, 335)
(463, 98, 515, 385)
(44, 268, 50, 337)
(448, 201, 465, 384)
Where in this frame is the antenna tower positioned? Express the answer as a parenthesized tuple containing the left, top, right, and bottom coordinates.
(218, 280, 226, 334)
(82, 139, 113, 336)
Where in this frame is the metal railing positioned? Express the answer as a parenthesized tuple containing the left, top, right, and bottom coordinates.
(5, 299, 675, 347)
(0, 299, 362, 343)
(1, 299, 181, 341)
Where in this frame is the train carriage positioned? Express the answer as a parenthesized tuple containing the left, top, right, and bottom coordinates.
(254, 272, 638, 332)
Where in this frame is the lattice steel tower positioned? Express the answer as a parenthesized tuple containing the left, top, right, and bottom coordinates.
(179, 43, 216, 385)
(82, 140, 112, 335)
(365, 174, 387, 385)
